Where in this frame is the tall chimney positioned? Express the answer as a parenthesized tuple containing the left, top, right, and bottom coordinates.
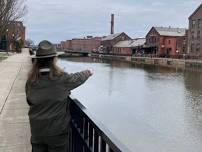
(111, 14, 114, 34)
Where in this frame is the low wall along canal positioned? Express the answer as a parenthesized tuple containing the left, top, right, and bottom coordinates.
(91, 53, 202, 70)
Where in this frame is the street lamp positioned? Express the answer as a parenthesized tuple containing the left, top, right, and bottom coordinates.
(12, 33, 15, 51)
(176, 49, 179, 59)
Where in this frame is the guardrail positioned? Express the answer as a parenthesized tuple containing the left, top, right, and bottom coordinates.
(68, 97, 132, 152)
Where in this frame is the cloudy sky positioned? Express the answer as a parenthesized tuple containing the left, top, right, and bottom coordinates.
(24, 0, 201, 44)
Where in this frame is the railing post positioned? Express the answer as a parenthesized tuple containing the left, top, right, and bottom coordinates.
(68, 127, 72, 152)
(94, 131, 99, 152)
(81, 117, 84, 135)
(76, 130, 83, 152)
(84, 118, 89, 144)
(101, 139, 106, 152)
(89, 123, 93, 149)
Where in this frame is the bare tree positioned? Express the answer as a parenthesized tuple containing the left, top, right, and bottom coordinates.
(0, 0, 27, 36)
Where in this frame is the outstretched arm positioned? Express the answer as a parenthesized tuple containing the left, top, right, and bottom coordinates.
(64, 69, 93, 90)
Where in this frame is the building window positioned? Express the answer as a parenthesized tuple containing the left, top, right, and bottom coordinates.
(182, 47, 185, 53)
(197, 30, 201, 39)
(168, 40, 171, 44)
(191, 31, 195, 39)
(198, 19, 201, 28)
(191, 43, 194, 52)
(192, 20, 196, 28)
(154, 37, 157, 43)
(196, 43, 200, 52)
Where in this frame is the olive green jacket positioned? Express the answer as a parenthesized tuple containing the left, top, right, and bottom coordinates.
(25, 70, 91, 137)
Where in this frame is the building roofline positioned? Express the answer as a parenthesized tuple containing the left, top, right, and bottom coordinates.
(102, 32, 131, 41)
(131, 37, 145, 40)
(113, 38, 146, 48)
(189, 3, 202, 19)
(146, 26, 186, 37)
(146, 27, 160, 37)
(102, 32, 122, 41)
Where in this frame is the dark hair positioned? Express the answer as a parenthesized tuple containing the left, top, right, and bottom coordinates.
(28, 57, 64, 83)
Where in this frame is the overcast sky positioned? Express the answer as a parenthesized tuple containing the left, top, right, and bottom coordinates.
(24, 0, 201, 44)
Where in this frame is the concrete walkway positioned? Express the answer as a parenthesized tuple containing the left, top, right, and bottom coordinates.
(0, 49, 31, 152)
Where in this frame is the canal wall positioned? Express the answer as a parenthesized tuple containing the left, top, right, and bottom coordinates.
(131, 57, 186, 69)
(91, 53, 202, 70)
(91, 54, 131, 62)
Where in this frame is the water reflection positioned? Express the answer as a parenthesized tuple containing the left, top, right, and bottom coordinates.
(59, 57, 202, 152)
(184, 71, 202, 144)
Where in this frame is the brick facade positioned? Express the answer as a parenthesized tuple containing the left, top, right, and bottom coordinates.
(188, 4, 202, 57)
(60, 37, 101, 53)
(113, 47, 132, 55)
(0, 21, 25, 51)
(112, 38, 146, 56)
(7, 21, 26, 51)
(146, 27, 187, 57)
(101, 32, 131, 54)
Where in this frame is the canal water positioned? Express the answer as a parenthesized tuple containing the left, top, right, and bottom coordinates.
(58, 57, 202, 152)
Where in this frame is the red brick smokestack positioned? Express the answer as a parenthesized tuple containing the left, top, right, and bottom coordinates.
(111, 14, 114, 34)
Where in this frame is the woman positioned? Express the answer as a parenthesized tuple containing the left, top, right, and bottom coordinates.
(25, 40, 93, 152)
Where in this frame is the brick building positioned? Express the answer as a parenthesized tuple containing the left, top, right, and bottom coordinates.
(146, 27, 187, 57)
(71, 37, 101, 52)
(101, 32, 131, 54)
(0, 21, 25, 51)
(60, 41, 66, 49)
(60, 37, 101, 53)
(188, 3, 202, 57)
(113, 38, 146, 55)
(60, 40, 72, 50)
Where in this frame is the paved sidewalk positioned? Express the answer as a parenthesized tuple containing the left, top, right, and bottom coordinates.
(0, 49, 31, 152)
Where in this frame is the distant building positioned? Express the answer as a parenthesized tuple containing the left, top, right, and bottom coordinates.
(65, 40, 72, 50)
(61, 40, 72, 50)
(60, 37, 101, 53)
(54, 44, 62, 50)
(146, 26, 187, 57)
(60, 41, 66, 49)
(7, 21, 25, 51)
(0, 21, 25, 51)
(188, 3, 202, 57)
(113, 38, 146, 55)
(71, 37, 101, 52)
(101, 32, 131, 54)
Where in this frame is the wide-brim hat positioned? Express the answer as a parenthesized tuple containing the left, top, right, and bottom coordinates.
(31, 40, 58, 58)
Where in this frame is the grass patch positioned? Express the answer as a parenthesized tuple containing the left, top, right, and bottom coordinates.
(0, 54, 8, 61)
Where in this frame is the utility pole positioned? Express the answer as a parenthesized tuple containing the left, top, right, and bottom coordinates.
(111, 14, 114, 34)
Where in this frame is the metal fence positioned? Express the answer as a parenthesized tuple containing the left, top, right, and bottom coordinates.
(68, 97, 132, 152)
